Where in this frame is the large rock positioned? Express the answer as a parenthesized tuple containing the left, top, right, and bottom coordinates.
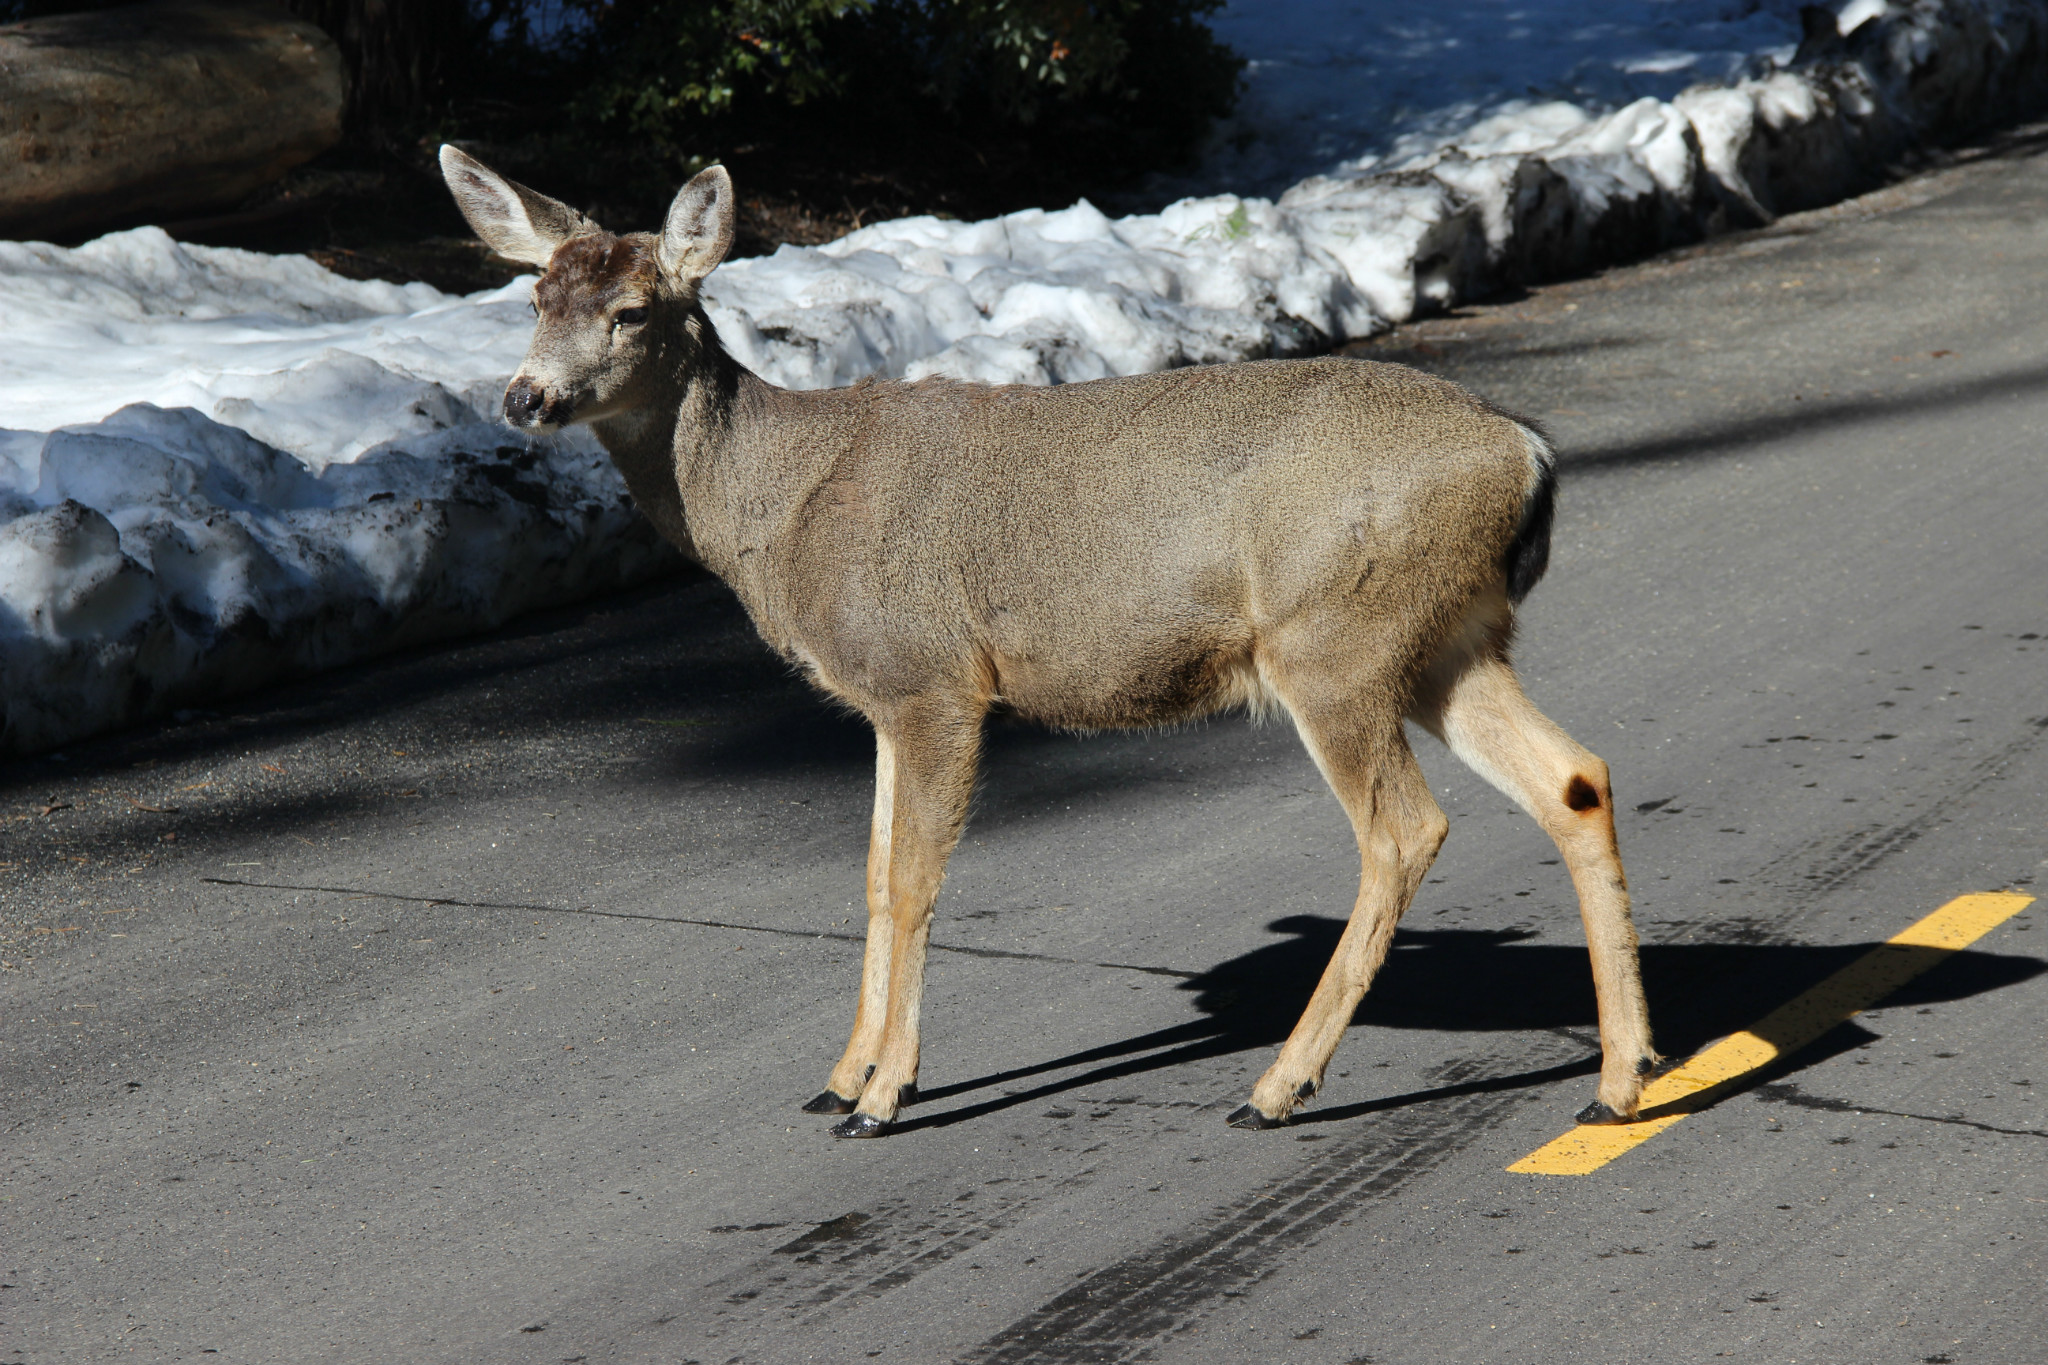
(0, 0, 344, 242)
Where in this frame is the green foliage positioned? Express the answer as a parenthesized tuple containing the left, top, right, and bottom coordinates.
(565, 0, 1241, 162)
(569, 1, 863, 128)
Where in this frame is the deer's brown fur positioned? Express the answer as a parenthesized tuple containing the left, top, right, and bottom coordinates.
(440, 146, 1660, 1137)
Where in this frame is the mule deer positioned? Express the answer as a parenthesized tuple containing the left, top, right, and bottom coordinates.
(440, 147, 1661, 1138)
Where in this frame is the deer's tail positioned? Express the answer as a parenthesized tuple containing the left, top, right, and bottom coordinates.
(1503, 421, 1557, 604)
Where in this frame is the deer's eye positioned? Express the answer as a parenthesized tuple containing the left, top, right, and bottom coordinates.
(528, 300, 538, 318)
(615, 306, 648, 328)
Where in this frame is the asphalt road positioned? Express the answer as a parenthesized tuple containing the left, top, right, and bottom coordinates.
(5, 130, 2047, 1365)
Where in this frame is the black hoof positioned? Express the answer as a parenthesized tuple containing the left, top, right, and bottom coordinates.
(1226, 1103, 1290, 1130)
(1575, 1100, 1631, 1126)
(897, 1082, 919, 1108)
(831, 1112, 891, 1139)
(802, 1090, 858, 1115)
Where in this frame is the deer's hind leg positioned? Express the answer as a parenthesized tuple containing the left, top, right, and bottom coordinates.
(1412, 647, 1659, 1123)
(1231, 673, 1449, 1128)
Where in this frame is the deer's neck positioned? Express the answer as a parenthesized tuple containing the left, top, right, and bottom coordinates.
(588, 306, 848, 616)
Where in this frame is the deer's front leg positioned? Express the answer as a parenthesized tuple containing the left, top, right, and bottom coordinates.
(804, 733, 904, 1114)
(829, 699, 982, 1139)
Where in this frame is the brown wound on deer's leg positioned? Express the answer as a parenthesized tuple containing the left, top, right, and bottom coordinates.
(1564, 775, 1602, 812)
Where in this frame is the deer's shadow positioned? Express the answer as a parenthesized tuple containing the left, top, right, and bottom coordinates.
(895, 915, 2044, 1132)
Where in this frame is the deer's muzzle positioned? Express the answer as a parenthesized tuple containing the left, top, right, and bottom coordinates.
(504, 376, 570, 429)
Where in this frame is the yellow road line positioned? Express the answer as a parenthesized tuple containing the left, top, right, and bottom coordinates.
(1508, 891, 2036, 1176)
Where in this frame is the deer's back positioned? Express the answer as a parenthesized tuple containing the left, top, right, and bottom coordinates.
(753, 357, 1540, 726)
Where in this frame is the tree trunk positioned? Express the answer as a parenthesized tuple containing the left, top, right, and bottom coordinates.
(283, 0, 468, 134)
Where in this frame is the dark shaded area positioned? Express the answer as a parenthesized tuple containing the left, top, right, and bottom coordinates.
(1569, 358, 2048, 473)
(4, 568, 728, 773)
(1350, 326, 2048, 489)
(0, 567, 743, 868)
(282, 0, 468, 134)
(0, 0, 126, 16)
(0, 562, 1267, 874)
(12, 0, 1242, 291)
(893, 916, 2044, 1131)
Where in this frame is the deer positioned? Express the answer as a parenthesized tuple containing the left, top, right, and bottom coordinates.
(439, 145, 1662, 1139)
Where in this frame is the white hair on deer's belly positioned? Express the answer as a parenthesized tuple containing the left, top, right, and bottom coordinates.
(0, 0, 2038, 752)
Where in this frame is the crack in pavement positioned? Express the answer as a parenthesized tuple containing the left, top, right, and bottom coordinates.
(1753, 1080, 2048, 1140)
(196, 876, 1198, 979)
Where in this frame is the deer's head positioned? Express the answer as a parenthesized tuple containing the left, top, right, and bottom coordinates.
(439, 145, 736, 433)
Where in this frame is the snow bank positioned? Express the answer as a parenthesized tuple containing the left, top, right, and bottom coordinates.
(708, 0, 2048, 391)
(2, 0, 2044, 754)
(0, 235, 677, 752)
(1193, 0, 1815, 201)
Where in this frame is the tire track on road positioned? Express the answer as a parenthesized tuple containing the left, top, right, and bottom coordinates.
(1752, 716, 2048, 914)
(958, 1050, 1562, 1364)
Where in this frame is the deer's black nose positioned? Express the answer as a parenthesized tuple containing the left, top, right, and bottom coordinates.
(504, 377, 546, 425)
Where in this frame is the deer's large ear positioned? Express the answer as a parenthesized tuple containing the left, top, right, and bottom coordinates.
(657, 165, 735, 284)
(438, 144, 596, 267)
